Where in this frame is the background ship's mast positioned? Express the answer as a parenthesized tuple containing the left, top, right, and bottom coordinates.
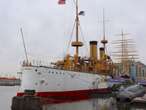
(112, 30, 138, 75)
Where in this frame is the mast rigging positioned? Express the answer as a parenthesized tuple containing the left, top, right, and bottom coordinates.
(71, 0, 83, 62)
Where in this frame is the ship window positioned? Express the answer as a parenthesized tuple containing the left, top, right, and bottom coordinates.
(35, 82, 38, 85)
(35, 69, 37, 72)
(40, 80, 45, 84)
(56, 72, 58, 74)
(52, 71, 54, 74)
(38, 72, 41, 75)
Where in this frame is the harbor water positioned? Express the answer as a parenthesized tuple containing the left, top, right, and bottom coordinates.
(1, 86, 146, 110)
(0, 86, 19, 110)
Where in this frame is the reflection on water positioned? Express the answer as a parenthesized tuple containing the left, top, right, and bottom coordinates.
(43, 98, 116, 110)
(43, 97, 146, 110)
(0, 86, 146, 110)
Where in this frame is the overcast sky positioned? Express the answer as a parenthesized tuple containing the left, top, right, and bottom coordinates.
(0, 0, 146, 74)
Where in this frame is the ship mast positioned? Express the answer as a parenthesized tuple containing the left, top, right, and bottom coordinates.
(112, 30, 138, 75)
(76, 0, 79, 55)
(20, 28, 29, 64)
(71, 0, 83, 62)
(101, 9, 108, 51)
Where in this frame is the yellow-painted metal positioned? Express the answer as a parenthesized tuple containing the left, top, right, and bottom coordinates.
(71, 41, 83, 47)
(74, 54, 78, 65)
(53, 41, 114, 75)
(90, 41, 97, 60)
(100, 47, 105, 60)
(64, 54, 71, 70)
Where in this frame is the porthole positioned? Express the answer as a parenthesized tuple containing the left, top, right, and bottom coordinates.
(37, 72, 41, 75)
(40, 80, 45, 84)
(35, 82, 38, 85)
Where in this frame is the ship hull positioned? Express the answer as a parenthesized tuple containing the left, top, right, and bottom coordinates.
(17, 66, 111, 103)
(17, 88, 111, 103)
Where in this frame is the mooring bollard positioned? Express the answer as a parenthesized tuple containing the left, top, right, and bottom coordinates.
(11, 90, 43, 110)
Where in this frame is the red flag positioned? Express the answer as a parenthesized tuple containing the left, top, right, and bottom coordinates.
(58, 0, 65, 5)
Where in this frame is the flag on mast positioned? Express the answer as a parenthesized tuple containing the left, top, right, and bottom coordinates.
(79, 11, 85, 16)
(58, 0, 66, 5)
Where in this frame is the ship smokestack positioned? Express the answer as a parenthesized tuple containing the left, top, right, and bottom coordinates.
(99, 47, 105, 60)
(90, 41, 98, 60)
